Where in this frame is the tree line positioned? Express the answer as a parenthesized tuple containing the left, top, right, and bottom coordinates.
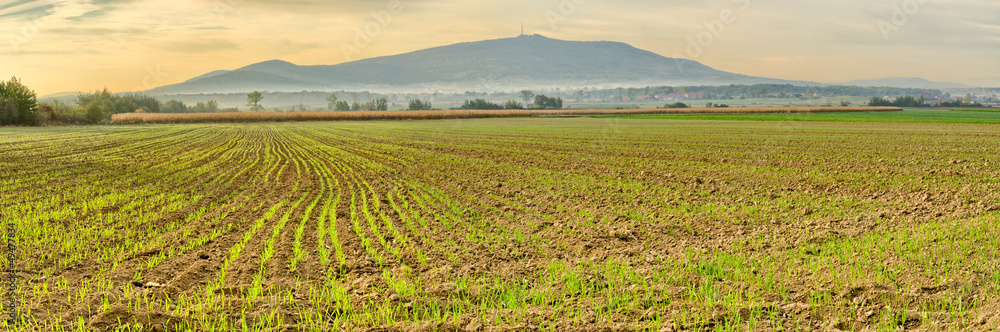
(318, 92, 391, 111)
(456, 94, 563, 110)
(565, 84, 961, 103)
(65, 89, 238, 124)
(1, 78, 245, 126)
(6, 77, 991, 127)
(59, 84, 977, 113)
(0, 77, 37, 126)
(868, 95, 985, 108)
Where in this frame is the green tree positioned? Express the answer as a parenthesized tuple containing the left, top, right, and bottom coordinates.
(75, 89, 113, 111)
(372, 97, 389, 111)
(334, 101, 350, 111)
(206, 100, 220, 112)
(0, 99, 16, 126)
(460, 98, 502, 110)
(350, 102, 361, 111)
(0, 76, 38, 126)
(519, 90, 535, 103)
(534, 95, 563, 109)
(42, 100, 87, 124)
(503, 100, 523, 109)
(408, 99, 432, 110)
(247, 91, 264, 112)
(869, 96, 929, 107)
(162, 100, 187, 113)
(36, 103, 56, 124)
(612, 88, 624, 102)
(326, 93, 338, 111)
(189, 100, 220, 113)
(533, 95, 549, 109)
(546, 97, 563, 109)
(868, 96, 890, 106)
(84, 102, 104, 124)
(74, 89, 162, 115)
(129, 94, 161, 113)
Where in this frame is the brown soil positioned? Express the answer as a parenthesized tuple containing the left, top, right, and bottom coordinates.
(3, 120, 999, 331)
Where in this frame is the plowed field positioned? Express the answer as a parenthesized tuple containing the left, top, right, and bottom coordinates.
(2, 118, 999, 331)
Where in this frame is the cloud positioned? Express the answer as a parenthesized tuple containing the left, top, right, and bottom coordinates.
(2, 0, 999, 95)
(0, 0, 55, 21)
(41, 0, 102, 21)
(156, 38, 239, 53)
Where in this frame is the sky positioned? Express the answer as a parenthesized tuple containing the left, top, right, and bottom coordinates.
(1, 0, 998, 96)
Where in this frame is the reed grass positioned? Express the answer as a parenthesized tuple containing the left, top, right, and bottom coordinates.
(111, 107, 902, 124)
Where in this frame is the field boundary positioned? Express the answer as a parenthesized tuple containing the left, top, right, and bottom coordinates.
(529, 106, 902, 116)
(950, 108, 1000, 113)
(111, 107, 902, 124)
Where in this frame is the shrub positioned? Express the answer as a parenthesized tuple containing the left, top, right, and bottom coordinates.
(85, 103, 105, 124)
(408, 99, 433, 111)
(0, 99, 16, 126)
(334, 101, 350, 111)
(503, 100, 524, 110)
(0, 76, 38, 126)
(460, 98, 502, 110)
(532, 95, 564, 110)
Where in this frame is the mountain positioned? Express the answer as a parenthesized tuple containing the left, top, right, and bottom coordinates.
(39, 91, 82, 99)
(840, 77, 972, 89)
(182, 70, 232, 83)
(38, 91, 83, 104)
(963, 76, 1000, 88)
(147, 34, 815, 94)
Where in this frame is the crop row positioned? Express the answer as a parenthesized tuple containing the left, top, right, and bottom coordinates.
(0, 119, 998, 330)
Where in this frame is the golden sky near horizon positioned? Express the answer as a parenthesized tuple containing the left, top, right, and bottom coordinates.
(2, 0, 999, 96)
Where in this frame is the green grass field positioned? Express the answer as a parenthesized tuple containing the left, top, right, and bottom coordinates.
(571, 97, 868, 110)
(2, 119, 1000, 330)
(592, 109, 1000, 124)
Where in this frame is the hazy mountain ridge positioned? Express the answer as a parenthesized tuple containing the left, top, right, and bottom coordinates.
(147, 35, 817, 94)
(839, 77, 971, 89)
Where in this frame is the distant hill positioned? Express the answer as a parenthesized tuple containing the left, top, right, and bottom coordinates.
(147, 34, 815, 94)
(38, 91, 82, 104)
(840, 77, 972, 89)
(182, 70, 232, 83)
(39, 91, 81, 99)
